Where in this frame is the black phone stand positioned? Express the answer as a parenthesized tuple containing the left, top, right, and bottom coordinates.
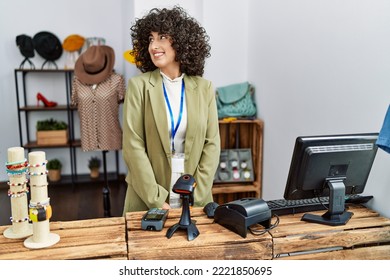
(166, 193, 199, 241)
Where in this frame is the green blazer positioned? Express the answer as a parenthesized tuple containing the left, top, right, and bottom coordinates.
(122, 69, 221, 213)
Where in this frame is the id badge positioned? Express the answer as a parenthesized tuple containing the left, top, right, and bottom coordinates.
(171, 153, 184, 173)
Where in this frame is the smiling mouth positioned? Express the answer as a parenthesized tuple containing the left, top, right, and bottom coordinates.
(153, 52, 164, 58)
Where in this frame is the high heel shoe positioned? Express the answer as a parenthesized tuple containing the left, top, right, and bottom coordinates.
(36, 92, 57, 107)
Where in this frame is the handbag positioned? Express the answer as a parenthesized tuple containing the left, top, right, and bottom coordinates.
(216, 82, 257, 119)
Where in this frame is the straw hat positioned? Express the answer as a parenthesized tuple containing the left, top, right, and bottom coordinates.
(63, 34, 85, 52)
(74, 45, 115, 85)
(123, 49, 136, 64)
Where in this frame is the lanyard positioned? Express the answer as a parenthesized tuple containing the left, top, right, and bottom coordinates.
(163, 79, 185, 153)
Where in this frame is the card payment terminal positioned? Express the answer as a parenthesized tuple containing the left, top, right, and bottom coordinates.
(141, 208, 169, 231)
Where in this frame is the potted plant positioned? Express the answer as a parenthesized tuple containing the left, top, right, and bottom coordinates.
(88, 156, 101, 179)
(46, 158, 62, 182)
(36, 118, 68, 146)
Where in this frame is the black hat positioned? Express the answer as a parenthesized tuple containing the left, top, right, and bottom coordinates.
(33, 31, 63, 61)
(16, 34, 35, 58)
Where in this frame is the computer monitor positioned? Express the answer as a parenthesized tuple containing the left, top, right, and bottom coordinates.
(284, 132, 378, 226)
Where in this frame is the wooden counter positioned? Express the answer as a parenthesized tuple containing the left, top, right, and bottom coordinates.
(1, 204, 389, 260)
(126, 207, 273, 260)
(0, 217, 127, 260)
(270, 204, 390, 260)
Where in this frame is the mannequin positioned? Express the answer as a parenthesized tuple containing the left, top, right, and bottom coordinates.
(72, 45, 125, 216)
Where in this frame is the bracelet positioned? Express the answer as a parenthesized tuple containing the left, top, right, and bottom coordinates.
(5, 159, 27, 166)
(30, 183, 49, 187)
(10, 217, 29, 223)
(243, 170, 251, 179)
(7, 179, 29, 186)
(6, 168, 28, 175)
(8, 187, 29, 198)
(6, 160, 28, 170)
(28, 170, 49, 176)
(28, 160, 48, 168)
(29, 205, 52, 222)
(232, 168, 240, 180)
(29, 198, 50, 208)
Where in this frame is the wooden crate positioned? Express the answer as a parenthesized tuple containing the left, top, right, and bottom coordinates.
(36, 130, 68, 145)
(270, 205, 390, 260)
(126, 207, 273, 260)
(213, 119, 263, 204)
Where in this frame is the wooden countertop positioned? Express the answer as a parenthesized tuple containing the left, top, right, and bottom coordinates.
(126, 207, 273, 260)
(270, 204, 390, 260)
(1, 204, 389, 260)
(0, 217, 127, 260)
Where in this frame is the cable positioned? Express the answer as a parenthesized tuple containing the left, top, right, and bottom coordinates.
(314, 190, 329, 210)
(249, 214, 280, 236)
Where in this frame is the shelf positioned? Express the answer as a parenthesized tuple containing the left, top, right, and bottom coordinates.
(15, 69, 74, 73)
(24, 139, 81, 149)
(212, 182, 260, 195)
(48, 173, 125, 186)
(15, 68, 120, 194)
(20, 105, 77, 111)
(218, 118, 260, 124)
(212, 119, 263, 204)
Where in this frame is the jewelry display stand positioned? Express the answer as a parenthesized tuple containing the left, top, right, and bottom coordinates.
(3, 147, 33, 239)
(24, 151, 60, 249)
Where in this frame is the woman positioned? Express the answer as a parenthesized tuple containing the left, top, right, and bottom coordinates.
(122, 6, 220, 213)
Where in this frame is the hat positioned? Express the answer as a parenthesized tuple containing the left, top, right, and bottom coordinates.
(63, 34, 85, 52)
(33, 31, 63, 61)
(74, 45, 115, 85)
(16, 34, 35, 58)
(123, 49, 136, 64)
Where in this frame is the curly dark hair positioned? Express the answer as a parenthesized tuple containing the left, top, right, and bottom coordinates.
(130, 6, 211, 76)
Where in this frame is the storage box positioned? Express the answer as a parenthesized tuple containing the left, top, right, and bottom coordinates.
(214, 148, 255, 183)
(36, 130, 68, 145)
(213, 119, 263, 204)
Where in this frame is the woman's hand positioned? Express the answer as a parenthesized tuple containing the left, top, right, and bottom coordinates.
(162, 202, 172, 210)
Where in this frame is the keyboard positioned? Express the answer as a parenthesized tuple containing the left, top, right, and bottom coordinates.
(266, 194, 373, 216)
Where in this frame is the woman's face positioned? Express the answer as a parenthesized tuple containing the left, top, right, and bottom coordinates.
(148, 32, 180, 76)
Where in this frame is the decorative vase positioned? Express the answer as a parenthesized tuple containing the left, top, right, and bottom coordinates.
(64, 51, 79, 69)
(48, 169, 61, 182)
(90, 168, 99, 179)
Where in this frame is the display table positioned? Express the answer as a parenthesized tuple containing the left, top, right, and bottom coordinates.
(126, 207, 273, 260)
(270, 204, 390, 259)
(0, 217, 127, 260)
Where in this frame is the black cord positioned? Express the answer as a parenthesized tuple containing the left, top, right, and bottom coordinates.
(314, 190, 329, 210)
(249, 214, 280, 236)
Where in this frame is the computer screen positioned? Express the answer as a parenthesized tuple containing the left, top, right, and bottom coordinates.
(284, 132, 378, 226)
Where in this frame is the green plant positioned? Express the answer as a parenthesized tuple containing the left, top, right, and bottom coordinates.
(36, 118, 68, 131)
(46, 159, 62, 170)
(88, 156, 101, 169)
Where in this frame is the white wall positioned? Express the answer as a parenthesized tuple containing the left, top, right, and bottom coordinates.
(0, 0, 250, 177)
(0, 0, 389, 217)
(0, 0, 126, 176)
(248, 0, 390, 217)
